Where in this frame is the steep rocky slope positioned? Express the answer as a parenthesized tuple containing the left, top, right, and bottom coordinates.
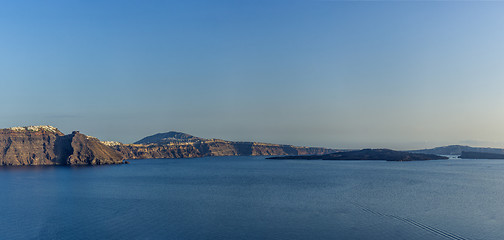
(67, 132, 125, 165)
(0, 126, 124, 166)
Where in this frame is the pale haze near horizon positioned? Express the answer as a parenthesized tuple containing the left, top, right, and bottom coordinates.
(1, 0, 504, 150)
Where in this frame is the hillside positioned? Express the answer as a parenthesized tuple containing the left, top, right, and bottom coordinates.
(134, 131, 204, 144)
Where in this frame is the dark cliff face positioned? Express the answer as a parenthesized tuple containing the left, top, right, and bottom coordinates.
(114, 139, 334, 160)
(0, 127, 124, 166)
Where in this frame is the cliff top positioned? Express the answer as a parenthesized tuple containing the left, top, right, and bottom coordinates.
(4, 125, 62, 134)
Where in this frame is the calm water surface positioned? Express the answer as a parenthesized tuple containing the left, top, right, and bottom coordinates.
(0, 156, 503, 240)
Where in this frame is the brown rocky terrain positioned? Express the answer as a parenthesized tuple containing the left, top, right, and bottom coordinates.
(0, 126, 334, 165)
(111, 137, 335, 159)
(66, 132, 125, 165)
(0, 126, 124, 166)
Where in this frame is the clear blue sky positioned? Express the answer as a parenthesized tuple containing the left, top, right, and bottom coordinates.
(1, 0, 504, 149)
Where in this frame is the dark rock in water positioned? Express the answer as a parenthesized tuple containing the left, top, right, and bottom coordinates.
(459, 151, 504, 159)
(268, 148, 448, 161)
(0, 126, 124, 166)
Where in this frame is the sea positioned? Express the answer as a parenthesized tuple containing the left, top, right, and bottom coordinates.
(0, 156, 502, 240)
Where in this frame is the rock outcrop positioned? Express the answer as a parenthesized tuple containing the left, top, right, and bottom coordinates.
(0, 126, 124, 166)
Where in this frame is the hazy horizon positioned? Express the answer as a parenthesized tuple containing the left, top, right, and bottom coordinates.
(2, 0, 504, 150)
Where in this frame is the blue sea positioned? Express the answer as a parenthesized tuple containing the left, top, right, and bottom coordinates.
(0, 156, 503, 240)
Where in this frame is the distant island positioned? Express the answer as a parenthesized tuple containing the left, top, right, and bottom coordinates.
(268, 149, 448, 161)
(410, 145, 504, 155)
(459, 151, 504, 159)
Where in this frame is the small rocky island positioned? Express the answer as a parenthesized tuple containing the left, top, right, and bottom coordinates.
(459, 151, 504, 159)
(268, 148, 448, 161)
(411, 145, 504, 155)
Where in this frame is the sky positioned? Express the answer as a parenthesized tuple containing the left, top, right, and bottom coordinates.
(1, 0, 504, 149)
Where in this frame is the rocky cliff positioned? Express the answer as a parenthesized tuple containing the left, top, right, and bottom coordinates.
(0, 126, 124, 166)
(0, 127, 333, 164)
(112, 138, 334, 159)
(66, 132, 125, 165)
